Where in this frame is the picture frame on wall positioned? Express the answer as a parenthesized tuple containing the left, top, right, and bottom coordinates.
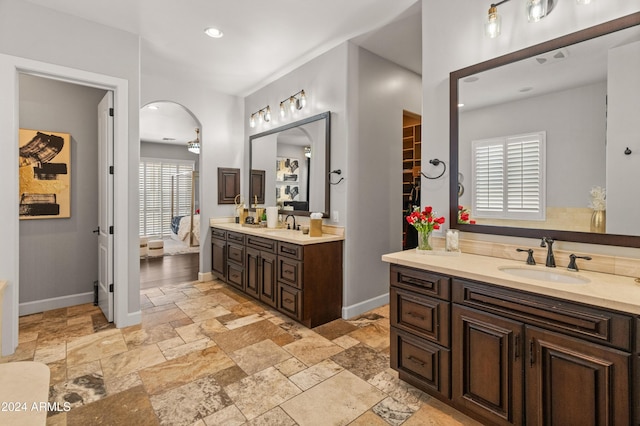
(19, 129, 71, 219)
(276, 157, 299, 182)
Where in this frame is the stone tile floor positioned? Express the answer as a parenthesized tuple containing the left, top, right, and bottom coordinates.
(1, 279, 482, 425)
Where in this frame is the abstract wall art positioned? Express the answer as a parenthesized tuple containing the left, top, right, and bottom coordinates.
(19, 129, 71, 219)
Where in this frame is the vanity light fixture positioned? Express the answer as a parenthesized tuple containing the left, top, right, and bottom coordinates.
(304, 146, 311, 158)
(484, 0, 559, 38)
(187, 128, 200, 154)
(249, 106, 271, 128)
(279, 90, 306, 118)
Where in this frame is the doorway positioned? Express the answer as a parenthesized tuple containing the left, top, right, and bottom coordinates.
(402, 110, 421, 250)
(0, 54, 134, 356)
(18, 74, 109, 317)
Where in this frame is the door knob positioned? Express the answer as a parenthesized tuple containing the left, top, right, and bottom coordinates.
(92, 227, 100, 234)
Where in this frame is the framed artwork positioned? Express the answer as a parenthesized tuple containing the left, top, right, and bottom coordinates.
(19, 129, 71, 219)
(276, 184, 300, 203)
(276, 157, 299, 182)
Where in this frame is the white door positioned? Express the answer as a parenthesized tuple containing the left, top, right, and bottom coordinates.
(97, 92, 114, 322)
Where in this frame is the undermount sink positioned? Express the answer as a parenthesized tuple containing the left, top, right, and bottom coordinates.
(498, 266, 590, 284)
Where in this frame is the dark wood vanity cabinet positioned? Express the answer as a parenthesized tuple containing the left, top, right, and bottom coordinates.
(212, 227, 343, 327)
(390, 265, 451, 400)
(389, 264, 635, 425)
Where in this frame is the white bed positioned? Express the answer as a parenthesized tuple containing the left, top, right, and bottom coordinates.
(171, 213, 200, 245)
(170, 170, 199, 247)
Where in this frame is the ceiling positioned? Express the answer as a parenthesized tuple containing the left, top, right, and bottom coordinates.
(24, 0, 422, 97)
(23, 0, 422, 145)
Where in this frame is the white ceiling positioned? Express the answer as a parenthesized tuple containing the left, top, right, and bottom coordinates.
(23, 0, 422, 145)
(24, 0, 422, 97)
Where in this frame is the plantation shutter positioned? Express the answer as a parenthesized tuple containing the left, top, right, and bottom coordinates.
(472, 132, 545, 220)
(139, 158, 194, 237)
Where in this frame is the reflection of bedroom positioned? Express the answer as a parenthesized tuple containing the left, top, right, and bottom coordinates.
(139, 104, 201, 258)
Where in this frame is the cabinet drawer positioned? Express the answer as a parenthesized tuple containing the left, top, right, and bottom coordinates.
(391, 287, 450, 347)
(211, 227, 226, 240)
(278, 257, 303, 289)
(227, 243, 245, 265)
(391, 328, 450, 399)
(227, 231, 246, 244)
(278, 282, 303, 321)
(226, 263, 244, 291)
(391, 265, 450, 300)
(453, 279, 633, 351)
(247, 235, 276, 253)
(278, 241, 303, 260)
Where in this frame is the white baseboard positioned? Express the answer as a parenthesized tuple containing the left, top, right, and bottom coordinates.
(198, 271, 213, 282)
(19, 292, 94, 316)
(116, 310, 141, 328)
(342, 292, 389, 320)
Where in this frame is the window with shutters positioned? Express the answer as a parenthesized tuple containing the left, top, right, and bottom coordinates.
(471, 132, 545, 221)
(139, 158, 195, 237)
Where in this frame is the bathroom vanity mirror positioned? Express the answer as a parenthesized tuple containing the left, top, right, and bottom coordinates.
(249, 111, 330, 217)
(450, 12, 640, 247)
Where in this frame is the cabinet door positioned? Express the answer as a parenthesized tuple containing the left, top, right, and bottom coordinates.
(526, 326, 631, 426)
(259, 251, 277, 308)
(452, 305, 524, 426)
(245, 247, 260, 299)
(211, 239, 226, 280)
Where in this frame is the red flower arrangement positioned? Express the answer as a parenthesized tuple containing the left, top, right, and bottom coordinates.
(457, 205, 475, 224)
(406, 206, 445, 234)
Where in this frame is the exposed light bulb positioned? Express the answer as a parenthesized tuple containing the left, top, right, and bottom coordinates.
(280, 102, 286, 118)
(485, 6, 501, 38)
(300, 90, 306, 109)
(249, 114, 256, 128)
(526, 0, 547, 22)
(264, 106, 271, 122)
(289, 96, 296, 113)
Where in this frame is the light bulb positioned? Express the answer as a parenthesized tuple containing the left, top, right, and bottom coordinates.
(280, 102, 286, 118)
(289, 97, 296, 113)
(264, 106, 271, 122)
(526, 0, 547, 22)
(300, 91, 306, 109)
(249, 114, 256, 128)
(484, 6, 501, 38)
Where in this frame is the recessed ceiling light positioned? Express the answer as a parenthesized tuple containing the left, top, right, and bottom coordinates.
(162, 137, 176, 141)
(147, 105, 159, 110)
(458, 103, 465, 108)
(204, 27, 224, 38)
(519, 87, 533, 93)
(463, 76, 480, 83)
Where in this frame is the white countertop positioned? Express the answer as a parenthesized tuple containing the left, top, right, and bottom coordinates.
(0, 362, 50, 425)
(211, 222, 344, 245)
(382, 250, 640, 315)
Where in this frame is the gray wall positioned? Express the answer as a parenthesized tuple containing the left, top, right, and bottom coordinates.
(140, 141, 200, 164)
(459, 81, 607, 208)
(19, 74, 107, 304)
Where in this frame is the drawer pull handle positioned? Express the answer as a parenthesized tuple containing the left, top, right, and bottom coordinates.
(283, 269, 294, 277)
(404, 277, 433, 288)
(407, 355, 425, 367)
(514, 334, 520, 360)
(407, 311, 425, 320)
(529, 339, 535, 367)
(284, 298, 294, 304)
(282, 247, 297, 255)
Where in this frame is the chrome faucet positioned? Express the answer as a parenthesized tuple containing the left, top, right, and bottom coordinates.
(540, 237, 556, 268)
(285, 214, 296, 230)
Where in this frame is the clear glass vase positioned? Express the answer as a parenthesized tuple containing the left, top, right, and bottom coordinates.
(417, 229, 433, 251)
